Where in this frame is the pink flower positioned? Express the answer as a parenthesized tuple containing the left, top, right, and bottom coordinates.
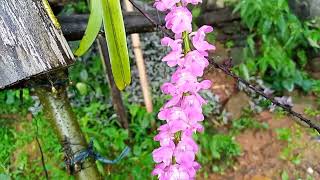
(161, 82, 176, 95)
(181, 94, 205, 112)
(152, 143, 175, 166)
(186, 162, 201, 179)
(171, 68, 197, 86)
(161, 37, 183, 67)
(152, 163, 168, 180)
(164, 94, 182, 108)
(185, 108, 204, 123)
(174, 136, 198, 167)
(197, 80, 212, 90)
(165, 7, 192, 34)
(190, 25, 216, 55)
(183, 50, 209, 76)
(158, 107, 188, 132)
(182, 0, 202, 6)
(161, 37, 183, 52)
(165, 107, 187, 122)
(154, 0, 180, 11)
(154, 124, 175, 146)
(167, 164, 190, 180)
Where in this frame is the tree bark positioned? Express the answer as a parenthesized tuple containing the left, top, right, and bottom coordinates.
(35, 71, 101, 180)
(97, 35, 129, 129)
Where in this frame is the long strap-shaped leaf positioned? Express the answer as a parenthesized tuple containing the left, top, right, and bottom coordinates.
(101, 0, 131, 90)
(74, 0, 103, 56)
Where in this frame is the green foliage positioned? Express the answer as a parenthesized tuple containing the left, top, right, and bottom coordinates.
(276, 128, 292, 142)
(195, 132, 241, 173)
(281, 170, 289, 180)
(74, 0, 102, 56)
(0, 128, 14, 174)
(234, 0, 319, 91)
(101, 0, 131, 90)
(312, 80, 320, 95)
(231, 117, 269, 133)
(304, 107, 320, 117)
(59, 0, 89, 15)
(75, 0, 131, 90)
(276, 127, 304, 164)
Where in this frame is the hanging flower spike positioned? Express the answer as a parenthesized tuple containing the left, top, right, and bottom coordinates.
(153, 0, 215, 179)
(165, 7, 192, 34)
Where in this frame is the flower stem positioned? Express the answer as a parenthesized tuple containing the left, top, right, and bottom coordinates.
(177, 1, 191, 55)
(182, 31, 191, 55)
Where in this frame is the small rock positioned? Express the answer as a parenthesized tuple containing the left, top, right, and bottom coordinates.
(310, 57, 320, 73)
(204, 67, 237, 105)
(307, 167, 314, 174)
(224, 91, 251, 120)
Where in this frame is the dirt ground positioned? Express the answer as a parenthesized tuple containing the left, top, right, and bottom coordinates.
(209, 110, 320, 180)
(204, 67, 320, 180)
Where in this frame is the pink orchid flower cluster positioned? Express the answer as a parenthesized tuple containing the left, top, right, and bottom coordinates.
(152, 0, 216, 179)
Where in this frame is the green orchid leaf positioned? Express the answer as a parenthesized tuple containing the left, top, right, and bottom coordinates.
(74, 0, 103, 56)
(101, 0, 131, 90)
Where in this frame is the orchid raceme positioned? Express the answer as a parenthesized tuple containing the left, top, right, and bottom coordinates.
(152, 0, 216, 179)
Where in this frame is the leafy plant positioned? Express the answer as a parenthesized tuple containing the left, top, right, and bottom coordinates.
(231, 117, 269, 133)
(281, 170, 289, 180)
(276, 128, 292, 142)
(195, 132, 241, 174)
(75, 0, 131, 90)
(304, 107, 320, 117)
(234, 0, 319, 91)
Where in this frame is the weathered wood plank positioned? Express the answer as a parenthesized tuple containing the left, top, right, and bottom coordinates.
(0, 0, 74, 89)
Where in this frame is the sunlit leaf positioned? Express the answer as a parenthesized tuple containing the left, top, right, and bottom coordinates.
(101, 0, 131, 90)
(239, 64, 250, 81)
(74, 0, 103, 56)
(76, 82, 88, 96)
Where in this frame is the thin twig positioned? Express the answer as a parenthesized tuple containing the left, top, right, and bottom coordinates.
(35, 118, 49, 180)
(128, 0, 320, 134)
(209, 61, 320, 134)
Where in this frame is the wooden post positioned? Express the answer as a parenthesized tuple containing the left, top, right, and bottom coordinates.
(97, 35, 129, 129)
(0, 1, 100, 178)
(124, 0, 153, 113)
